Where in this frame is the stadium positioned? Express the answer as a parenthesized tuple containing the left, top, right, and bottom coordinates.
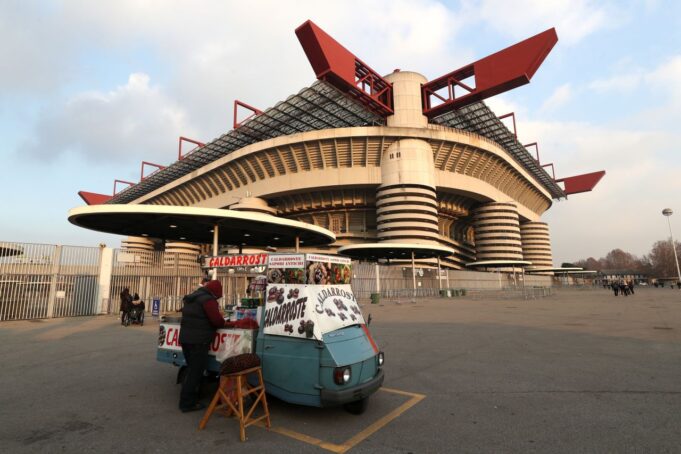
(77, 20, 604, 272)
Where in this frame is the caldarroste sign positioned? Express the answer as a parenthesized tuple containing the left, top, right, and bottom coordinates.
(203, 253, 269, 268)
(263, 284, 365, 340)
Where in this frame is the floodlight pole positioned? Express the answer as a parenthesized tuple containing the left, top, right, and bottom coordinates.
(662, 209, 681, 283)
(212, 224, 219, 280)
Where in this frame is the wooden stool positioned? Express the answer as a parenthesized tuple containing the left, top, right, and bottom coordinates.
(198, 366, 271, 441)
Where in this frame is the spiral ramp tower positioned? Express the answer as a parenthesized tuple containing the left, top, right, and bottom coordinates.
(472, 202, 524, 262)
(520, 221, 554, 274)
(120, 236, 155, 266)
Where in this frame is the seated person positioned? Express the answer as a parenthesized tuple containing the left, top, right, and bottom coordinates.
(131, 293, 145, 312)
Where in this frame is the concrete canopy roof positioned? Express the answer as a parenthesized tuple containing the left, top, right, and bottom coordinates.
(526, 266, 582, 273)
(465, 260, 533, 268)
(337, 242, 455, 260)
(68, 205, 335, 247)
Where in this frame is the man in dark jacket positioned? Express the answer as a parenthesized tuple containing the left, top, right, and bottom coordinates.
(179, 279, 232, 412)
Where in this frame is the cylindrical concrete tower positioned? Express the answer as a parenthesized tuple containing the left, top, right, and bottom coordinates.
(520, 221, 553, 268)
(473, 202, 523, 261)
(120, 236, 155, 266)
(376, 71, 439, 245)
(231, 196, 277, 215)
(163, 242, 202, 268)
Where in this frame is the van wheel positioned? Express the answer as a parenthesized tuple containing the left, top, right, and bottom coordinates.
(343, 398, 368, 415)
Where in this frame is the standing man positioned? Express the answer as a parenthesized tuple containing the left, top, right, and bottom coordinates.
(119, 288, 132, 325)
(178, 279, 233, 412)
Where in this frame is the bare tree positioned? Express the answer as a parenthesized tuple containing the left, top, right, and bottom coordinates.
(646, 239, 681, 278)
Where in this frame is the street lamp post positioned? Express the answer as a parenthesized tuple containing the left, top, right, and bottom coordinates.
(662, 208, 681, 284)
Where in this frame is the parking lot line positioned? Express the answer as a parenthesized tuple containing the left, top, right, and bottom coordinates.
(256, 387, 426, 453)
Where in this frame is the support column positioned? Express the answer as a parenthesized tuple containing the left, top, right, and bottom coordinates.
(96, 247, 114, 314)
(46, 245, 62, 319)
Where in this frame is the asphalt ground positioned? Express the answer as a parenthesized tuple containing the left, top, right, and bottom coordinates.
(1, 287, 680, 453)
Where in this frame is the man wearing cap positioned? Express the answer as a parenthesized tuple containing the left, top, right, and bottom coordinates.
(179, 279, 233, 412)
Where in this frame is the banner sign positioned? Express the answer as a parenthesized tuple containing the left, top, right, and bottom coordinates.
(305, 253, 351, 265)
(268, 254, 305, 268)
(267, 253, 306, 284)
(152, 298, 160, 316)
(263, 284, 364, 340)
(305, 254, 352, 285)
(203, 253, 268, 269)
(158, 324, 254, 356)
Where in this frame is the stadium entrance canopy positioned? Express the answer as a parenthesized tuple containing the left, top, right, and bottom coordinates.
(68, 205, 335, 254)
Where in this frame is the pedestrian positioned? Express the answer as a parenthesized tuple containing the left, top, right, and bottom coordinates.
(612, 282, 619, 296)
(628, 280, 635, 295)
(620, 280, 628, 296)
(178, 279, 234, 413)
(119, 288, 132, 325)
(677, 281, 681, 290)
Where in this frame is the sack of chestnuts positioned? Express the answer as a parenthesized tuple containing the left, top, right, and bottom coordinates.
(219, 353, 261, 375)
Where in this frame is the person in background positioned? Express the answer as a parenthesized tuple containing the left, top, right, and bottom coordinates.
(627, 280, 635, 295)
(611, 281, 619, 296)
(131, 292, 145, 311)
(178, 279, 234, 412)
(119, 288, 132, 325)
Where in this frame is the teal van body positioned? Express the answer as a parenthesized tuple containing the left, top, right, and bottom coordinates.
(157, 310, 384, 408)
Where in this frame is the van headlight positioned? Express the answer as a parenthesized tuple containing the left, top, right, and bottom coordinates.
(377, 351, 385, 367)
(334, 366, 352, 385)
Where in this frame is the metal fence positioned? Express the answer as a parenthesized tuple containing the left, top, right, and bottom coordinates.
(0, 242, 101, 321)
(108, 249, 254, 314)
(1, 240, 555, 321)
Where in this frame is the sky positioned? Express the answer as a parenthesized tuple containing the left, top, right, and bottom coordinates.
(1, 0, 680, 265)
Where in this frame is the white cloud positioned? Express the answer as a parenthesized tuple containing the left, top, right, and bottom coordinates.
(471, 0, 621, 45)
(540, 83, 572, 112)
(23, 73, 196, 164)
(647, 55, 681, 100)
(521, 118, 681, 263)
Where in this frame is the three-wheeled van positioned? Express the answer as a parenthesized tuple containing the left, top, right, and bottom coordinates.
(157, 252, 384, 412)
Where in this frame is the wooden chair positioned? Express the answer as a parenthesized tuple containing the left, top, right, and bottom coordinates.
(198, 366, 271, 441)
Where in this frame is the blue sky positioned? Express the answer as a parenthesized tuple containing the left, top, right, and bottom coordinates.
(1, 0, 680, 265)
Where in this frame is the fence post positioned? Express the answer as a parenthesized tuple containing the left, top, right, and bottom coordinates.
(375, 263, 380, 294)
(96, 247, 114, 314)
(46, 245, 63, 319)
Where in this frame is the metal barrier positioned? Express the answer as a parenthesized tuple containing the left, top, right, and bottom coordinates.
(1, 240, 555, 321)
(108, 249, 253, 315)
(465, 286, 553, 300)
(0, 242, 101, 321)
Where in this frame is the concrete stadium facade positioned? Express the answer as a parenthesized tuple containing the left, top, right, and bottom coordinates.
(112, 72, 556, 270)
(81, 21, 604, 271)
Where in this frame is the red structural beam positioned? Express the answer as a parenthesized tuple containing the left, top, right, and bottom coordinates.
(556, 170, 606, 195)
(422, 28, 558, 118)
(178, 136, 205, 160)
(78, 191, 112, 205)
(524, 142, 540, 162)
(113, 179, 135, 195)
(233, 100, 263, 129)
(140, 161, 166, 181)
(295, 20, 393, 117)
(498, 112, 517, 137)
